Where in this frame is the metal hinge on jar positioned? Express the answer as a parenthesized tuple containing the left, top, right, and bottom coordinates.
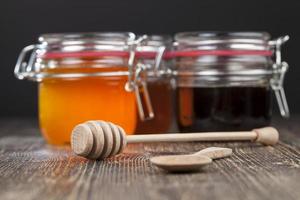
(125, 35, 155, 121)
(124, 35, 171, 121)
(269, 36, 290, 118)
(14, 44, 45, 81)
(133, 63, 155, 121)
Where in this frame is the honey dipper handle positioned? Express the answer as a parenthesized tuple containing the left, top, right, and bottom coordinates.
(127, 127, 279, 146)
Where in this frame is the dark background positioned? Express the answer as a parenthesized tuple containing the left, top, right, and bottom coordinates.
(0, 0, 299, 117)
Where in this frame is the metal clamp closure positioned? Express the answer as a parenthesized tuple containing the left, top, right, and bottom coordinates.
(14, 44, 41, 80)
(269, 36, 290, 118)
(133, 63, 154, 121)
(269, 35, 289, 65)
(125, 35, 148, 92)
(124, 35, 155, 121)
(271, 62, 289, 118)
(153, 46, 167, 76)
(124, 35, 171, 121)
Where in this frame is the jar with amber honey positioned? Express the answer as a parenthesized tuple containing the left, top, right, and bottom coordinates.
(15, 32, 157, 145)
(174, 32, 290, 132)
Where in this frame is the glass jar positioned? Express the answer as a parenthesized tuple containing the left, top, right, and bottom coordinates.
(15, 32, 159, 145)
(174, 32, 290, 132)
(134, 35, 175, 133)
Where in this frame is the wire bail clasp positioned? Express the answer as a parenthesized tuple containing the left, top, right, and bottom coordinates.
(134, 63, 155, 120)
(125, 35, 155, 121)
(269, 35, 290, 118)
(14, 44, 41, 80)
(125, 35, 148, 92)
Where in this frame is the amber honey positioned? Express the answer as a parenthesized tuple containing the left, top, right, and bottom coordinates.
(133, 35, 174, 134)
(135, 79, 173, 133)
(38, 66, 137, 145)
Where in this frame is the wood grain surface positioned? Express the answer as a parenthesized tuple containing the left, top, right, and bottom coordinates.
(0, 117, 299, 200)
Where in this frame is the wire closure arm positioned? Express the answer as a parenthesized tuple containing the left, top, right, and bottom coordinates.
(124, 35, 155, 121)
(269, 36, 290, 118)
(14, 45, 38, 80)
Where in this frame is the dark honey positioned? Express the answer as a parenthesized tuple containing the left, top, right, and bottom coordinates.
(177, 86, 272, 132)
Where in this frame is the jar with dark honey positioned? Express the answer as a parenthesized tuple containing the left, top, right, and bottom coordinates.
(174, 32, 290, 132)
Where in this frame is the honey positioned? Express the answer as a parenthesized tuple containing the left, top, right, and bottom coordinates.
(177, 87, 272, 132)
(38, 66, 137, 145)
(134, 35, 174, 134)
(135, 79, 173, 133)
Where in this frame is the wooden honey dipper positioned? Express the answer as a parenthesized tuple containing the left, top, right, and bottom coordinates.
(71, 120, 279, 159)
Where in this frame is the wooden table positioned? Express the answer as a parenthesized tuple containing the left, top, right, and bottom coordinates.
(0, 117, 299, 200)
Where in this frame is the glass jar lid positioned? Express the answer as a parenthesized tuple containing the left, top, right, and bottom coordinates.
(37, 33, 173, 60)
(15, 32, 140, 81)
(173, 31, 284, 83)
(15, 32, 174, 81)
(172, 32, 273, 62)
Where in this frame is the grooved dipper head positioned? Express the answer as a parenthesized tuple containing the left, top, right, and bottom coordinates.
(71, 120, 127, 159)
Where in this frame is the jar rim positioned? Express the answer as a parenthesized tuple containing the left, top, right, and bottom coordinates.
(37, 33, 173, 60)
(39, 32, 136, 45)
(175, 31, 270, 42)
(137, 34, 173, 47)
(174, 32, 271, 49)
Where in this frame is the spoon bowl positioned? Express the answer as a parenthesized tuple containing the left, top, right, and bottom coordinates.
(150, 147, 232, 172)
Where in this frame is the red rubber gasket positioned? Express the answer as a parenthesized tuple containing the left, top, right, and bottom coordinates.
(40, 50, 273, 60)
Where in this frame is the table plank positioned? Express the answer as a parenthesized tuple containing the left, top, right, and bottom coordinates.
(0, 118, 299, 200)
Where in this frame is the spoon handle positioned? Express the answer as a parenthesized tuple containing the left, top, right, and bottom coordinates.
(193, 147, 232, 159)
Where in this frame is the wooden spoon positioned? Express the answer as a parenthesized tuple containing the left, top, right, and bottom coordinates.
(150, 147, 232, 172)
